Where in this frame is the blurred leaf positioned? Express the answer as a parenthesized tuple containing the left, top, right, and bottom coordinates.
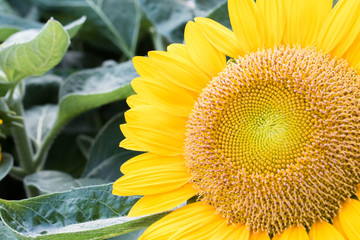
(206, 2, 230, 29)
(23, 104, 58, 147)
(23, 74, 61, 108)
(85, 0, 142, 57)
(195, 0, 227, 16)
(76, 134, 93, 160)
(0, 153, 13, 181)
(0, 14, 42, 42)
(36, 61, 137, 173)
(110, 229, 145, 240)
(64, 15, 86, 38)
(0, 19, 70, 82)
(24, 170, 107, 194)
(0, 13, 83, 44)
(0, 0, 13, 14)
(82, 113, 140, 181)
(0, 221, 17, 240)
(139, 0, 194, 43)
(44, 132, 88, 178)
(29, 0, 142, 58)
(0, 80, 15, 97)
(42, 109, 101, 178)
(7, 0, 35, 18)
(55, 60, 137, 133)
(0, 183, 167, 239)
(58, 50, 104, 70)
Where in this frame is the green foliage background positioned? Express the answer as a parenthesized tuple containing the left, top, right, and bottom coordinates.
(0, 0, 229, 239)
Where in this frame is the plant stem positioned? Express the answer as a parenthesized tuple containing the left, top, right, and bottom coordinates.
(9, 166, 29, 180)
(9, 99, 35, 173)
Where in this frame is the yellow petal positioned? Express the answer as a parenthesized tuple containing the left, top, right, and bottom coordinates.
(133, 56, 158, 78)
(120, 106, 186, 156)
(132, 77, 195, 117)
(282, 0, 331, 47)
(139, 202, 245, 240)
(309, 221, 345, 240)
(166, 43, 193, 63)
(272, 233, 281, 240)
(208, 223, 250, 240)
(342, 32, 360, 70)
(257, 0, 285, 48)
(128, 183, 197, 217)
(113, 162, 190, 196)
(119, 138, 143, 152)
(184, 21, 226, 77)
(148, 50, 210, 93)
(228, 0, 265, 52)
(279, 225, 309, 240)
(126, 94, 148, 108)
(250, 230, 270, 240)
(194, 17, 244, 58)
(120, 153, 185, 174)
(316, 0, 360, 56)
(333, 198, 360, 240)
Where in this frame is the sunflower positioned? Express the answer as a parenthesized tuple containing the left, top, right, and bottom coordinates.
(113, 0, 360, 239)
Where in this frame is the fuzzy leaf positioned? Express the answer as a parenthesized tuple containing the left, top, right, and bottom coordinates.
(64, 16, 86, 38)
(0, 153, 13, 181)
(138, 0, 194, 43)
(0, 19, 70, 82)
(0, 184, 167, 239)
(0, 221, 17, 240)
(24, 170, 107, 194)
(50, 61, 137, 140)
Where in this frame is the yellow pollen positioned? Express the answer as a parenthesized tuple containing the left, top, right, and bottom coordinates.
(184, 46, 360, 235)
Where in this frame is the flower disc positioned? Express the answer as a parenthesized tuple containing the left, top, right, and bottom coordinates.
(184, 46, 360, 235)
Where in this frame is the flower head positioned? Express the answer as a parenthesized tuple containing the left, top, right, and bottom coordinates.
(113, 0, 360, 239)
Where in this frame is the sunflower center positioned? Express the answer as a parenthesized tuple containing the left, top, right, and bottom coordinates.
(184, 46, 360, 235)
(217, 81, 313, 174)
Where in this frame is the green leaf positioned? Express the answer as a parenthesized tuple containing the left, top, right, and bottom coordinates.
(0, 19, 70, 82)
(195, 0, 227, 16)
(0, 153, 13, 181)
(24, 170, 107, 194)
(56, 60, 137, 134)
(84, 0, 142, 57)
(0, 184, 167, 239)
(0, 0, 13, 14)
(0, 14, 42, 42)
(139, 0, 194, 43)
(110, 229, 145, 240)
(64, 16, 86, 38)
(0, 70, 15, 96)
(0, 221, 18, 240)
(29, 0, 142, 58)
(206, 2, 230, 29)
(24, 104, 58, 148)
(82, 113, 140, 181)
(76, 134, 93, 160)
(35, 61, 137, 170)
(44, 133, 88, 178)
